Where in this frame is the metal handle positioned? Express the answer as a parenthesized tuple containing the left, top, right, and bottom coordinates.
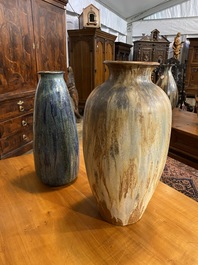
(22, 134, 28, 141)
(19, 106, 24, 112)
(17, 100, 24, 105)
(17, 100, 24, 112)
(21, 120, 27, 126)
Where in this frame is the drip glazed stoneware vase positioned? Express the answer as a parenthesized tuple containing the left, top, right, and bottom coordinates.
(33, 71, 79, 187)
(156, 64, 178, 109)
(83, 61, 172, 226)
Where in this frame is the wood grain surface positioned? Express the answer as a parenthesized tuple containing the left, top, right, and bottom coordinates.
(169, 108, 198, 169)
(0, 143, 198, 264)
(172, 108, 198, 136)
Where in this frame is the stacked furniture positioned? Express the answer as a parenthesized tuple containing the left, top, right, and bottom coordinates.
(0, 0, 68, 159)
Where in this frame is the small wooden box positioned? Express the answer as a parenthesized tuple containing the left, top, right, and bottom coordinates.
(79, 4, 100, 29)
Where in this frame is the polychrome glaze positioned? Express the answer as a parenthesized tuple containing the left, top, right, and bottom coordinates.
(83, 61, 172, 226)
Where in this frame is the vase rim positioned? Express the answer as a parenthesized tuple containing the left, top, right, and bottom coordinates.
(38, 71, 65, 74)
(104, 60, 159, 66)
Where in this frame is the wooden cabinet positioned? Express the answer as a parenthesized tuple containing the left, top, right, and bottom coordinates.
(115, 42, 132, 61)
(68, 29, 116, 110)
(0, 0, 67, 159)
(133, 29, 170, 64)
(185, 38, 198, 96)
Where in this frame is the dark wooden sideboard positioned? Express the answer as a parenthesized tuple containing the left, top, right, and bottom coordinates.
(169, 108, 198, 169)
(0, 0, 68, 159)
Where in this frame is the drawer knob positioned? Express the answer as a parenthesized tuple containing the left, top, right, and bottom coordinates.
(21, 120, 28, 126)
(22, 134, 28, 141)
(19, 105, 24, 112)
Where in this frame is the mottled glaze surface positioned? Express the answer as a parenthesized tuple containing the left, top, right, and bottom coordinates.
(83, 61, 172, 226)
(156, 65, 178, 109)
(33, 72, 79, 186)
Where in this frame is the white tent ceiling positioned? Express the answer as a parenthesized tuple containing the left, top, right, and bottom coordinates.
(95, 0, 190, 21)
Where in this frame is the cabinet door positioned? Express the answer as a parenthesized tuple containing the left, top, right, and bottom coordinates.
(32, 0, 67, 73)
(105, 40, 114, 80)
(0, 0, 37, 94)
(95, 38, 105, 87)
(185, 39, 198, 95)
(69, 37, 94, 106)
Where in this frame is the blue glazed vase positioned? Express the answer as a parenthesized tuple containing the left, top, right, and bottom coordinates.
(33, 71, 79, 186)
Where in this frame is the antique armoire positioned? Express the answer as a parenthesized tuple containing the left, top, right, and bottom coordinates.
(0, 0, 68, 159)
(185, 38, 198, 96)
(68, 28, 116, 111)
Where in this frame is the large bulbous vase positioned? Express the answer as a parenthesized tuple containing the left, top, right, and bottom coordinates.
(156, 64, 178, 109)
(83, 61, 172, 226)
(33, 71, 79, 187)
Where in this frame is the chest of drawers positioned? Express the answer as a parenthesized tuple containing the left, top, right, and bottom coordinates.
(0, 92, 35, 159)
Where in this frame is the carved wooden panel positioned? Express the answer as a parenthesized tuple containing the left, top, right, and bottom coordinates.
(153, 45, 168, 63)
(32, 0, 67, 73)
(133, 30, 170, 64)
(0, 0, 37, 94)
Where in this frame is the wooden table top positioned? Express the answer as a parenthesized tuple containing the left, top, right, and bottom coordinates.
(0, 144, 198, 265)
(172, 108, 198, 137)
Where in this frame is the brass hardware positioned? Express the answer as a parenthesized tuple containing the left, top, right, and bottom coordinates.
(17, 100, 24, 112)
(19, 105, 24, 112)
(17, 100, 24, 105)
(21, 120, 27, 126)
(22, 134, 28, 141)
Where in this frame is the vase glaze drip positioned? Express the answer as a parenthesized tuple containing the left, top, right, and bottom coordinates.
(156, 64, 178, 109)
(83, 61, 172, 226)
(33, 71, 79, 187)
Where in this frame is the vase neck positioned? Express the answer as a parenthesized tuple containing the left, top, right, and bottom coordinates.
(106, 62, 156, 83)
(38, 71, 64, 79)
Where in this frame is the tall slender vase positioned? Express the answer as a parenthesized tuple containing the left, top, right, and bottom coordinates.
(33, 71, 79, 186)
(156, 64, 178, 109)
(83, 61, 172, 226)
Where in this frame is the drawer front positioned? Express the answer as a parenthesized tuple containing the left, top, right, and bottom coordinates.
(0, 128, 33, 156)
(170, 130, 198, 157)
(0, 113, 33, 138)
(0, 96, 34, 122)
